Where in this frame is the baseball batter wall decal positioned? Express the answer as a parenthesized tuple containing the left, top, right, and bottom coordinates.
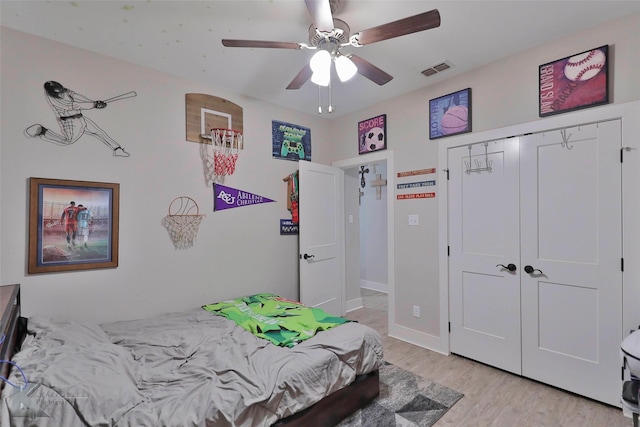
(25, 81, 137, 157)
(538, 45, 609, 117)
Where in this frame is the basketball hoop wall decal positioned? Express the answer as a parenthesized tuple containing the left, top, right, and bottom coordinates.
(161, 197, 205, 250)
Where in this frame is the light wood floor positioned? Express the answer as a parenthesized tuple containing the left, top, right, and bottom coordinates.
(346, 289, 632, 427)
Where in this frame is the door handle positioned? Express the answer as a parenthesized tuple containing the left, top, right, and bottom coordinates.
(303, 253, 315, 260)
(496, 263, 517, 272)
(524, 265, 544, 274)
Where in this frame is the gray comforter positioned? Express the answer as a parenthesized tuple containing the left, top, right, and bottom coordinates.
(0, 308, 383, 427)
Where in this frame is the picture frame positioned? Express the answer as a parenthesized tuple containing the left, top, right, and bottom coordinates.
(28, 177, 120, 274)
(271, 120, 311, 161)
(429, 88, 471, 140)
(539, 45, 609, 117)
(358, 114, 387, 154)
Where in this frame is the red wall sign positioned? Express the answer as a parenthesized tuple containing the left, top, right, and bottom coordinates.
(397, 193, 436, 200)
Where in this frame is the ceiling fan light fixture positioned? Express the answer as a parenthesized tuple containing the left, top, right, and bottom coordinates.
(335, 54, 357, 82)
(310, 49, 331, 72)
(311, 69, 330, 86)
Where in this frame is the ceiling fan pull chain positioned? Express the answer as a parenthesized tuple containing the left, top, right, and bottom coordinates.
(317, 85, 323, 115)
(328, 79, 334, 114)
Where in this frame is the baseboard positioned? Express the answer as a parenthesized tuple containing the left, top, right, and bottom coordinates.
(360, 280, 388, 293)
(389, 323, 448, 355)
(346, 297, 364, 312)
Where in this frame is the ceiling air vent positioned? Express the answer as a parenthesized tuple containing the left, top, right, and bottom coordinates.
(421, 61, 452, 77)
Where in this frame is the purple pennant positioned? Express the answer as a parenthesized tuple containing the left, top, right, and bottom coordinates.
(214, 184, 275, 211)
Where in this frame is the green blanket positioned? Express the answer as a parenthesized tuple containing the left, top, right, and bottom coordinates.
(202, 293, 350, 347)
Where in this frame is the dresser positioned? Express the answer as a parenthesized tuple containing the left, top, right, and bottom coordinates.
(0, 284, 20, 389)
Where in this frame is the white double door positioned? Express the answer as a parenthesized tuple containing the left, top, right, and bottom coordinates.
(448, 120, 622, 405)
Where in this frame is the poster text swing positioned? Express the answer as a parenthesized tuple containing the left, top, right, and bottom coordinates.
(538, 45, 609, 117)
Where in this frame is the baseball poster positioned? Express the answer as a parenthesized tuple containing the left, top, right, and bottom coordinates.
(429, 88, 471, 140)
(539, 45, 609, 117)
(272, 120, 311, 161)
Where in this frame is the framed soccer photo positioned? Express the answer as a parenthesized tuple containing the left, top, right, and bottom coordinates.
(358, 114, 386, 155)
(28, 177, 120, 274)
(429, 88, 471, 140)
(539, 45, 609, 117)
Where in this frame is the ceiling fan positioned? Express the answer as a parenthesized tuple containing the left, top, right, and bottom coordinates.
(221, 0, 441, 90)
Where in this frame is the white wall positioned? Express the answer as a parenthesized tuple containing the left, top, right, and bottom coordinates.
(0, 28, 331, 323)
(2, 11, 639, 351)
(329, 13, 640, 352)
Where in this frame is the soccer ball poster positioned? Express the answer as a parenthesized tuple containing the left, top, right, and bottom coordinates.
(429, 88, 471, 140)
(358, 114, 387, 155)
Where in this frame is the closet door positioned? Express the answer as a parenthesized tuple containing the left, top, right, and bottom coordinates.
(520, 121, 622, 405)
(448, 138, 522, 374)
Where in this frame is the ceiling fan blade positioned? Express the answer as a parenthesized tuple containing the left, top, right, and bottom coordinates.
(222, 39, 302, 49)
(286, 64, 313, 90)
(354, 9, 441, 46)
(349, 55, 393, 86)
(305, 0, 335, 32)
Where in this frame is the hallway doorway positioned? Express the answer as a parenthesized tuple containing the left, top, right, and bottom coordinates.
(333, 151, 394, 330)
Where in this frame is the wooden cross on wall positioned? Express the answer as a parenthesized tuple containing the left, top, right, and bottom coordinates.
(370, 174, 387, 200)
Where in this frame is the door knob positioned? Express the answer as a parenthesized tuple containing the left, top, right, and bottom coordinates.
(496, 263, 517, 272)
(303, 253, 315, 260)
(524, 265, 544, 274)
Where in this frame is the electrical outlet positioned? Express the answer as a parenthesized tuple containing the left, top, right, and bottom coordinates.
(408, 214, 419, 226)
(413, 305, 421, 318)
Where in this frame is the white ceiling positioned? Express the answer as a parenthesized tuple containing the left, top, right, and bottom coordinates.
(2, 0, 639, 118)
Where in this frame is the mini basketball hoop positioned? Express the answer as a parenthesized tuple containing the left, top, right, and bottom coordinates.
(161, 197, 205, 250)
(200, 128, 243, 185)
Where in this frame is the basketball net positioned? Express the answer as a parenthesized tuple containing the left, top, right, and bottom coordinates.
(201, 128, 243, 185)
(161, 197, 205, 250)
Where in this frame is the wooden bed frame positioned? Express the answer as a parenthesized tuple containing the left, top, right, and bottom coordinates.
(0, 284, 380, 424)
(274, 369, 379, 426)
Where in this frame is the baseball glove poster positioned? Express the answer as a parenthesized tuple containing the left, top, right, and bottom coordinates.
(429, 88, 471, 140)
(539, 45, 609, 117)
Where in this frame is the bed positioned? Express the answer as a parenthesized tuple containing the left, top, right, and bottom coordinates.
(0, 290, 383, 427)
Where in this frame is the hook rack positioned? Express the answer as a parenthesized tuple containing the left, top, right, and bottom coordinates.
(560, 128, 574, 150)
(465, 142, 492, 174)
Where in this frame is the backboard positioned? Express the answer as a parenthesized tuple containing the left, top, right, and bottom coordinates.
(185, 93, 243, 144)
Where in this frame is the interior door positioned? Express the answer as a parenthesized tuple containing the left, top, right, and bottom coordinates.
(448, 138, 522, 374)
(520, 121, 622, 405)
(298, 160, 345, 315)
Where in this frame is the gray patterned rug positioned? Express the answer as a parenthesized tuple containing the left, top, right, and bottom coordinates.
(338, 362, 464, 427)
